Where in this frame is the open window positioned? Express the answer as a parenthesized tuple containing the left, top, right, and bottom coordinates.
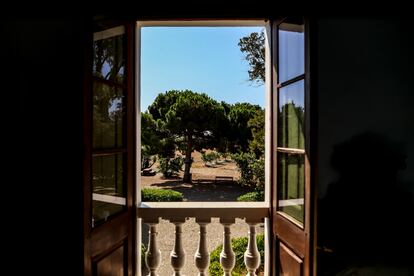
(84, 16, 315, 276)
(136, 20, 273, 276)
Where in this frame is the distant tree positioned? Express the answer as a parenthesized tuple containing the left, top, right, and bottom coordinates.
(212, 101, 232, 153)
(141, 112, 160, 156)
(248, 109, 265, 157)
(238, 31, 265, 85)
(141, 112, 176, 170)
(148, 90, 226, 182)
(227, 103, 262, 152)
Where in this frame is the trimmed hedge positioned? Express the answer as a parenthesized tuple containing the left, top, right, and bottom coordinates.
(209, 233, 264, 276)
(141, 244, 146, 268)
(141, 188, 183, 202)
(237, 191, 264, 202)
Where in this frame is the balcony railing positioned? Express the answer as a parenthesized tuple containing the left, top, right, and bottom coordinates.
(138, 202, 269, 276)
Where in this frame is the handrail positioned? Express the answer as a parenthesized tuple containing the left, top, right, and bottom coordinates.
(137, 202, 269, 223)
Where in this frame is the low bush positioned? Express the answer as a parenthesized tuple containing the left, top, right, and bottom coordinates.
(141, 188, 183, 202)
(209, 234, 264, 276)
(141, 244, 146, 268)
(201, 151, 220, 165)
(232, 152, 264, 189)
(158, 156, 183, 177)
(237, 191, 264, 202)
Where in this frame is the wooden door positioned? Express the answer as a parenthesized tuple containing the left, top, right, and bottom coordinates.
(84, 21, 136, 276)
(272, 17, 315, 276)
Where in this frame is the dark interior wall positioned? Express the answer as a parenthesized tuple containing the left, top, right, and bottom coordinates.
(317, 17, 414, 198)
(5, 19, 87, 274)
(316, 17, 414, 273)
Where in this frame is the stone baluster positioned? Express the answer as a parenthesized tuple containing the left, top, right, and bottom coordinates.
(194, 219, 210, 276)
(244, 222, 260, 276)
(220, 219, 235, 276)
(170, 220, 185, 276)
(145, 222, 161, 276)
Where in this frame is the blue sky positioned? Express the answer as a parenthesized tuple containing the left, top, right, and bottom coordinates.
(140, 27, 265, 112)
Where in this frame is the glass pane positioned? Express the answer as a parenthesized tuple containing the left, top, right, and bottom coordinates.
(277, 152, 305, 223)
(278, 18, 304, 83)
(278, 80, 305, 149)
(92, 154, 126, 227)
(93, 34, 125, 84)
(93, 81, 124, 149)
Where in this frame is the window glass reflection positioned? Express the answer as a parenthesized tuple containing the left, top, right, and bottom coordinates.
(92, 81, 124, 149)
(277, 152, 305, 223)
(93, 34, 125, 84)
(278, 19, 304, 83)
(92, 154, 125, 227)
(278, 80, 305, 149)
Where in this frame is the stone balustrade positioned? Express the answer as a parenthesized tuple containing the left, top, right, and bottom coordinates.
(138, 202, 268, 276)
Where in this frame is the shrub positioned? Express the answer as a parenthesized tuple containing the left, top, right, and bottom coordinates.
(141, 188, 183, 202)
(220, 151, 231, 161)
(209, 234, 264, 276)
(232, 152, 264, 189)
(251, 158, 265, 190)
(141, 154, 157, 170)
(158, 156, 183, 177)
(201, 151, 219, 165)
(237, 191, 264, 202)
(141, 244, 146, 268)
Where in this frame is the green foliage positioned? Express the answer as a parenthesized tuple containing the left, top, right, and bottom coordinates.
(141, 111, 176, 170)
(141, 188, 183, 202)
(158, 156, 183, 178)
(148, 90, 227, 181)
(144, 91, 267, 183)
(232, 152, 265, 189)
(141, 112, 160, 155)
(251, 158, 265, 190)
(219, 151, 231, 161)
(248, 109, 265, 157)
(237, 191, 264, 202)
(141, 244, 146, 268)
(227, 103, 263, 153)
(149, 90, 225, 145)
(201, 151, 220, 165)
(233, 152, 255, 187)
(238, 31, 265, 85)
(209, 234, 265, 276)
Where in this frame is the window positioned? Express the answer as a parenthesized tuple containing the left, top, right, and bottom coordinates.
(276, 18, 306, 225)
(137, 20, 272, 203)
(91, 26, 127, 227)
(136, 20, 272, 276)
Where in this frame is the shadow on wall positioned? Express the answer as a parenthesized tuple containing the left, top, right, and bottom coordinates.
(317, 132, 414, 275)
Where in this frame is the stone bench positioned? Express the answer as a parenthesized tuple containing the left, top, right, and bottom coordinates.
(214, 176, 234, 184)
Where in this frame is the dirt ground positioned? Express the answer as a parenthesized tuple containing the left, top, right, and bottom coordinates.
(140, 150, 254, 201)
(140, 151, 264, 275)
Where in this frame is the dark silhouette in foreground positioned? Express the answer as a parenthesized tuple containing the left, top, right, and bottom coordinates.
(318, 132, 414, 275)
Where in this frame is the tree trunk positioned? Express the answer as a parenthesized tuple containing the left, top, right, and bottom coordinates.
(183, 134, 192, 183)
